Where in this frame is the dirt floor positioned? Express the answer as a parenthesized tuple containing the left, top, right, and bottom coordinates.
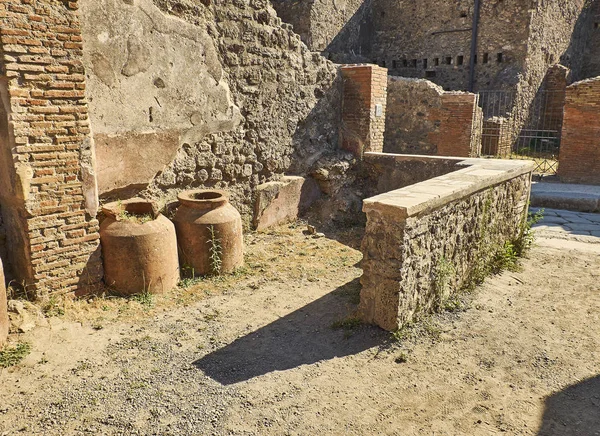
(0, 223, 599, 436)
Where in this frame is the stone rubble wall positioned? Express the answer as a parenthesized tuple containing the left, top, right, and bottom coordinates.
(80, 0, 343, 221)
(558, 77, 600, 185)
(568, 0, 600, 82)
(370, 0, 532, 91)
(363, 153, 463, 197)
(359, 156, 533, 331)
(270, 0, 371, 61)
(0, 0, 103, 294)
(384, 77, 481, 157)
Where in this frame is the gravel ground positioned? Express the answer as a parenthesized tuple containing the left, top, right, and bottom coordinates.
(1, 224, 599, 435)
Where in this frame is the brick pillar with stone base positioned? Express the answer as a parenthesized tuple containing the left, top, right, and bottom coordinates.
(340, 64, 388, 158)
(0, 0, 103, 296)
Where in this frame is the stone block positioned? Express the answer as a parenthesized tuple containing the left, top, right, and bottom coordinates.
(253, 176, 321, 231)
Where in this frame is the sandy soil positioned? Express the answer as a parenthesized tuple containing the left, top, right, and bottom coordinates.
(0, 224, 599, 436)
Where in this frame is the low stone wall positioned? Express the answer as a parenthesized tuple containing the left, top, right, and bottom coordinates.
(359, 155, 533, 331)
(558, 77, 600, 185)
(363, 153, 464, 197)
(384, 78, 481, 157)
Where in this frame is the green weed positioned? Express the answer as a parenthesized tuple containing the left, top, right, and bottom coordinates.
(131, 291, 154, 308)
(207, 225, 223, 275)
(0, 343, 31, 368)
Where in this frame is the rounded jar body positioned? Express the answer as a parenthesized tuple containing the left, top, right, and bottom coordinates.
(100, 200, 179, 295)
(173, 190, 244, 276)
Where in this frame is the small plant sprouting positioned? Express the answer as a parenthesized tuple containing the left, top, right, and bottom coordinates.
(394, 352, 409, 364)
(331, 317, 362, 338)
(0, 342, 31, 368)
(131, 291, 154, 309)
(116, 201, 153, 224)
(207, 225, 223, 275)
(433, 257, 456, 310)
(42, 294, 65, 317)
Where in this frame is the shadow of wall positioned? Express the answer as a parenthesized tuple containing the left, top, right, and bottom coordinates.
(537, 375, 600, 435)
(194, 277, 388, 385)
(324, 0, 373, 63)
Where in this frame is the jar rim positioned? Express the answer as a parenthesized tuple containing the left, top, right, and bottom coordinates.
(177, 189, 228, 209)
(102, 198, 159, 221)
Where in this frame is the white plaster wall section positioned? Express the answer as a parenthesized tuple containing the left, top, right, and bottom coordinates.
(79, 0, 242, 195)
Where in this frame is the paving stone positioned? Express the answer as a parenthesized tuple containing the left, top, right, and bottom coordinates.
(564, 223, 600, 232)
(536, 208, 559, 216)
(556, 214, 594, 224)
(534, 224, 569, 232)
(539, 216, 568, 224)
(582, 214, 600, 223)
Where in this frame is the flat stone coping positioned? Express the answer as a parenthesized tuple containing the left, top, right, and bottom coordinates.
(363, 153, 534, 218)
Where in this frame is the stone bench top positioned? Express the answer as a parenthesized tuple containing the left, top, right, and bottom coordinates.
(363, 153, 534, 218)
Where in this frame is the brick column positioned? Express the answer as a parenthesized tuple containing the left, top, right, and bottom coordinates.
(558, 77, 600, 185)
(431, 93, 482, 157)
(0, 0, 102, 294)
(340, 64, 387, 157)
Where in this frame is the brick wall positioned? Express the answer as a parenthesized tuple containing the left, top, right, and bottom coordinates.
(341, 64, 387, 157)
(384, 77, 481, 157)
(432, 93, 481, 157)
(558, 77, 600, 185)
(0, 0, 102, 294)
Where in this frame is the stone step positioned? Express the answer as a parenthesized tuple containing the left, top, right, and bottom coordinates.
(530, 182, 600, 213)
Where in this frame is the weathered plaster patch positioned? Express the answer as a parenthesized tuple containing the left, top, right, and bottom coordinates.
(80, 0, 242, 195)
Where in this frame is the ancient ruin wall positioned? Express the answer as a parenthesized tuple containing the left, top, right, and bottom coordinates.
(558, 77, 600, 185)
(512, 0, 586, 131)
(80, 0, 343, 220)
(384, 78, 481, 157)
(360, 158, 533, 331)
(569, 0, 600, 81)
(270, 0, 371, 61)
(363, 153, 463, 197)
(370, 0, 531, 91)
(0, 0, 102, 293)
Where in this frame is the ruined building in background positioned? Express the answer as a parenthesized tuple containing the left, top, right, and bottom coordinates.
(274, 0, 600, 91)
(273, 0, 600, 158)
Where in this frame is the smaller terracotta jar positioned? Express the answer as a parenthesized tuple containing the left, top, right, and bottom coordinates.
(173, 190, 244, 276)
(0, 257, 8, 347)
(100, 199, 179, 295)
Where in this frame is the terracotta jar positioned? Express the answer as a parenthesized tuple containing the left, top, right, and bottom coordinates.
(100, 199, 179, 295)
(173, 190, 244, 275)
(0, 257, 8, 347)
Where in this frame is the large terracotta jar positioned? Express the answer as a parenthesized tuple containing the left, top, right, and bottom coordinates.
(0, 257, 8, 347)
(100, 199, 179, 295)
(173, 190, 244, 275)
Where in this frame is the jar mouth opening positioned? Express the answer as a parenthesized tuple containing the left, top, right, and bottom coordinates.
(192, 191, 223, 201)
(102, 199, 159, 223)
(177, 190, 228, 208)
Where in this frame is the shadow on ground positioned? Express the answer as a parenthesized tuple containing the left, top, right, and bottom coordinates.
(537, 375, 600, 435)
(194, 278, 388, 385)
